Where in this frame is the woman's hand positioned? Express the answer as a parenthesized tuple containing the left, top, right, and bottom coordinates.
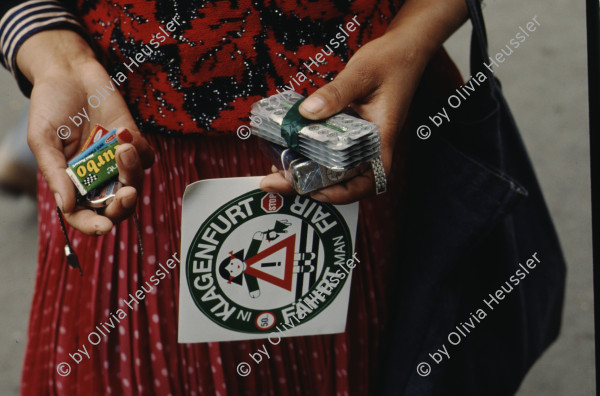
(260, 0, 468, 204)
(17, 30, 154, 235)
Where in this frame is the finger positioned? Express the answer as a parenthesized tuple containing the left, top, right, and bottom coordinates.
(299, 68, 377, 120)
(103, 185, 138, 224)
(115, 143, 144, 191)
(309, 174, 374, 205)
(259, 173, 296, 195)
(27, 132, 78, 213)
(63, 207, 113, 236)
(116, 127, 155, 169)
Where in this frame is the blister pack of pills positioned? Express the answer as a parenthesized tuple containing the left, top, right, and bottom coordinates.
(250, 91, 381, 171)
(259, 140, 370, 194)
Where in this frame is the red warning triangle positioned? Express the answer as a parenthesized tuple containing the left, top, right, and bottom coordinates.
(244, 234, 296, 291)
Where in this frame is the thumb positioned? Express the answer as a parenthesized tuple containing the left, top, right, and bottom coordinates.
(28, 136, 78, 214)
(298, 69, 374, 120)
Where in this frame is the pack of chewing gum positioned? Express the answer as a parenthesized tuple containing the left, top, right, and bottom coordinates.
(66, 125, 120, 198)
(60, 125, 144, 274)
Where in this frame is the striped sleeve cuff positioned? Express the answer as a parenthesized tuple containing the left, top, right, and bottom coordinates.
(0, 0, 86, 95)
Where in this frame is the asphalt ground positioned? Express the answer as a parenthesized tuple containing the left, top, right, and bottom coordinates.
(0, 0, 593, 394)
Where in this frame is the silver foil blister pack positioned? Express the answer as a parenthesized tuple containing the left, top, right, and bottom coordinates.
(259, 140, 370, 194)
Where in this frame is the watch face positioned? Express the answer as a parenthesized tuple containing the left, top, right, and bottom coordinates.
(81, 181, 122, 208)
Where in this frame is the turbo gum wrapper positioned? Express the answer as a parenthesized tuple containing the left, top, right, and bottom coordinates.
(66, 141, 120, 195)
(68, 127, 117, 165)
(79, 124, 111, 153)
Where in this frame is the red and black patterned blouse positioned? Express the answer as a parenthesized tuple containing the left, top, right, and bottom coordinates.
(1, 0, 403, 135)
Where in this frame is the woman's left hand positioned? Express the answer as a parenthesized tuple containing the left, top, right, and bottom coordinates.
(260, 0, 468, 204)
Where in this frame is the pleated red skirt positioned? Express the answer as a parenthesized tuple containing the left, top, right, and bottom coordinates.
(21, 133, 406, 395)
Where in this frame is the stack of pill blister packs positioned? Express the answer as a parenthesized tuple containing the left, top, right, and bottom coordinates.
(250, 91, 384, 194)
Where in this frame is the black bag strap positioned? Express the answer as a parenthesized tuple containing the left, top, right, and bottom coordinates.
(452, 0, 505, 172)
(465, 0, 498, 94)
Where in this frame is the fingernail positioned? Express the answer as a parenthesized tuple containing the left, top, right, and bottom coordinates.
(118, 128, 133, 143)
(301, 96, 325, 114)
(311, 192, 330, 202)
(54, 193, 63, 211)
(259, 177, 270, 187)
(259, 176, 275, 191)
(119, 146, 135, 168)
(95, 228, 109, 236)
(122, 194, 137, 209)
(94, 220, 113, 235)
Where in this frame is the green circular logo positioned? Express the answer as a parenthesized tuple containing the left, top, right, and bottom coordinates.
(186, 190, 353, 333)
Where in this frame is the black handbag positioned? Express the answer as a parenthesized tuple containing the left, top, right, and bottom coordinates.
(378, 0, 567, 394)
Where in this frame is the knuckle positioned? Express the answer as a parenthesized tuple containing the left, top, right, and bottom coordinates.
(27, 135, 45, 153)
(40, 167, 55, 187)
(118, 176, 130, 186)
(321, 83, 345, 107)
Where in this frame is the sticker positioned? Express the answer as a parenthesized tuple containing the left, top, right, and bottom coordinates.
(178, 177, 358, 343)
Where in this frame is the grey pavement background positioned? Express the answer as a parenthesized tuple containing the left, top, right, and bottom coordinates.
(445, 0, 593, 394)
(0, 0, 593, 394)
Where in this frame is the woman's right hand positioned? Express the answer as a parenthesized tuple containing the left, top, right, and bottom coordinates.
(16, 29, 155, 235)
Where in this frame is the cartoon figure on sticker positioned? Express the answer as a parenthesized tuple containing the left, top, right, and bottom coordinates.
(218, 219, 316, 298)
